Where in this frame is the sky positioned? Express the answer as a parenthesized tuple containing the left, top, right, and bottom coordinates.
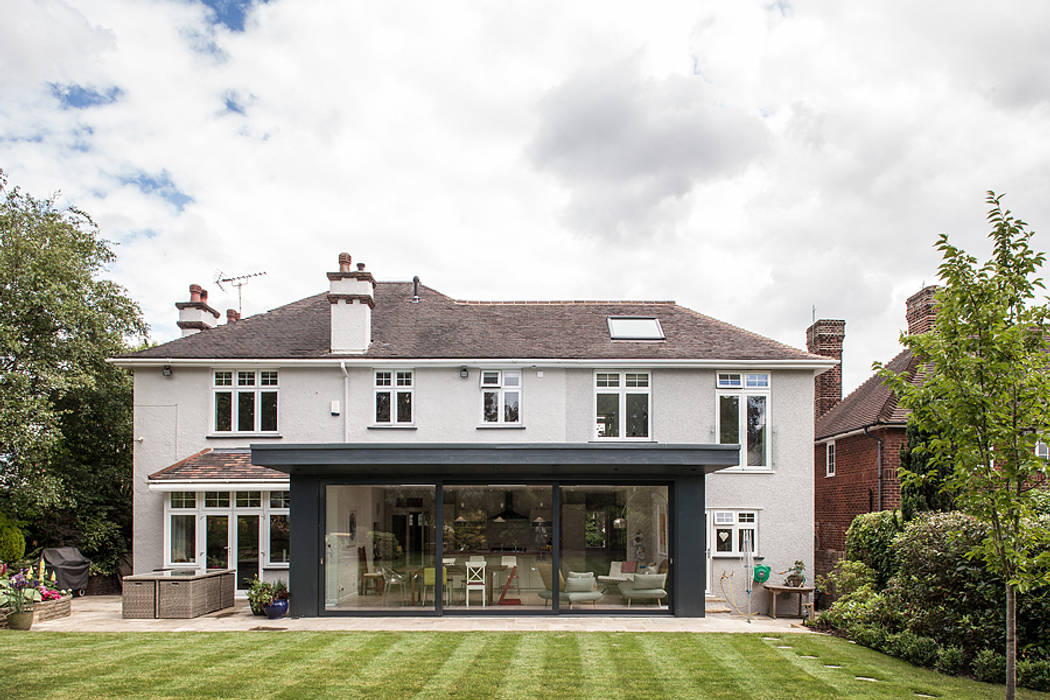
(4, 0, 1050, 395)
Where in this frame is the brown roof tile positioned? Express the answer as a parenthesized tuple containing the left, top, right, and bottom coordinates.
(149, 448, 286, 481)
(121, 282, 827, 362)
(815, 349, 918, 440)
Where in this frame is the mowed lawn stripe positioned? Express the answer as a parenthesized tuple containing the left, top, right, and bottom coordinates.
(446, 632, 521, 698)
(327, 632, 449, 697)
(539, 632, 584, 697)
(496, 633, 548, 699)
(411, 632, 497, 699)
(575, 632, 621, 698)
(637, 633, 743, 699)
(268, 632, 401, 699)
(701, 634, 838, 699)
(607, 632, 664, 699)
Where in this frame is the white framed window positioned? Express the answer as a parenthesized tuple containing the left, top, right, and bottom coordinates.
(826, 442, 836, 477)
(374, 370, 413, 424)
(716, 371, 771, 468)
(163, 489, 290, 571)
(710, 509, 759, 557)
(213, 370, 278, 433)
(480, 370, 521, 424)
(594, 371, 651, 439)
(1036, 441, 1049, 459)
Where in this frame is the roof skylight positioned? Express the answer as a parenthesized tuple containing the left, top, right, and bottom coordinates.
(607, 317, 665, 340)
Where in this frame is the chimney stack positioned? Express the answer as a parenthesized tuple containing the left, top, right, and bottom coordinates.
(327, 252, 375, 353)
(226, 308, 240, 323)
(906, 285, 939, 334)
(806, 318, 846, 420)
(176, 284, 220, 336)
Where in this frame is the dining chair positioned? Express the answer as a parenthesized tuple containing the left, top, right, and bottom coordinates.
(379, 567, 407, 604)
(421, 566, 448, 606)
(465, 561, 486, 606)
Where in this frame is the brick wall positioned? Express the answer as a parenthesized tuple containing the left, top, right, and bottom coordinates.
(806, 319, 845, 420)
(814, 426, 905, 578)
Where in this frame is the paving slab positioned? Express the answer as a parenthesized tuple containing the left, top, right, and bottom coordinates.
(29, 596, 813, 633)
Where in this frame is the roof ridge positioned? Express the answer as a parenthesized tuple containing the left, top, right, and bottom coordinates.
(453, 300, 676, 306)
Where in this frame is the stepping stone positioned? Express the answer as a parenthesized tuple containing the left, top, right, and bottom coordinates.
(824, 664, 842, 669)
(800, 654, 818, 659)
(777, 645, 793, 649)
(762, 637, 780, 641)
(855, 676, 879, 682)
(915, 694, 936, 698)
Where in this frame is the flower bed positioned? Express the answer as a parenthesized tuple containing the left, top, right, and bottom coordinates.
(0, 594, 72, 628)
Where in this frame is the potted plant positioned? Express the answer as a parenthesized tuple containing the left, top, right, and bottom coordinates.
(246, 575, 272, 616)
(0, 569, 43, 630)
(783, 560, 807, 587)
(263, 581, 289, 619)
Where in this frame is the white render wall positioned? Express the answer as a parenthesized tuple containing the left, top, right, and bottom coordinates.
(133, 364, 815, 610)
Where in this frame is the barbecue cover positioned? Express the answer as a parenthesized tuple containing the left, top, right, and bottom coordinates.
(42, 547, 91, 591)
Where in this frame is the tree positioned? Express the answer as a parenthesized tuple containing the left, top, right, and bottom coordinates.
(0, 170, 147, 572)
(898, 422, 957, 520)
(879, 192, 1050, 699)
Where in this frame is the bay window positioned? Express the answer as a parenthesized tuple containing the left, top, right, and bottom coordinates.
(716, 372, 770, 468)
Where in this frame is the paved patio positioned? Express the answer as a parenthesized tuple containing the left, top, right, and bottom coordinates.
(31, 595, 812, 633)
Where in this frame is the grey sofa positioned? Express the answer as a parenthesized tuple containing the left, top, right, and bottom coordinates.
(536, 564, 603, 608)
(618, 573, 667, 607)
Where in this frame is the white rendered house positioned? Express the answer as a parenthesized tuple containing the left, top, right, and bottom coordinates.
(112, 253, 832, 616)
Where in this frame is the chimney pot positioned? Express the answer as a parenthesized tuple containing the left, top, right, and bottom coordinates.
(227, 308, 240, 323)
(200, 289, 208, 304)
(357, 262, 365, 271)
(338, 252, 352, 273)
(189, 284, 202, 303)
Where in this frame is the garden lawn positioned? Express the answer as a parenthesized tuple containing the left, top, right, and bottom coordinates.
(1, 631, 1045, 699)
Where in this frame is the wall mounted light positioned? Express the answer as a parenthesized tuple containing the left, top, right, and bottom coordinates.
(162, 365, 173, 377)
(459, 366, 469, 379)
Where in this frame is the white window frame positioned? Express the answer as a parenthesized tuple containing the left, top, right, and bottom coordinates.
(373, 370, 414, 424)
(1036, 441, 1049, 459)
(826, 441, 836, 477)
(607, 316, 665, 340)
(593, 370, 652, 441)
(212, 369, 279, 434)
(709, 509, 760, 557)
(479, 370, 522, 425)
(715, 371, 771, 470)
(163, 489, 291, 572)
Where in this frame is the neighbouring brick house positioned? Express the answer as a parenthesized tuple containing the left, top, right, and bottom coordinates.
(806, 286, 937, 578)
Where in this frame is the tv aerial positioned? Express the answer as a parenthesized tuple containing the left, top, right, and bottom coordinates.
(214, 270, 267, 314)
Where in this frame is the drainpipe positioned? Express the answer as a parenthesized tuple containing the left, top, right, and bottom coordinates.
(340, 361, 349, 443)
(864, 426, 883, 511)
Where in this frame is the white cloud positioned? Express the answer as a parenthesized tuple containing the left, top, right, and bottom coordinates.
(3, 0, 1050, 393)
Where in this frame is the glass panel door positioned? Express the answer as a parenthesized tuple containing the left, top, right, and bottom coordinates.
(236, 515, 260, 590)
(205, 515, 230, 570)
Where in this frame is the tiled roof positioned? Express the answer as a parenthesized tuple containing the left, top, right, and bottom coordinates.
(120, 282, 827, 362)
(815, 349, 918, 440)
(148, 448, 286, 481)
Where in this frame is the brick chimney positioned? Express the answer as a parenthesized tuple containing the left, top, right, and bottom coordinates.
(327, 252, 375, 353)
(806, 318, 846, 419)
(175, 284, 220, 336)
(906, 285, 939, 334)
(226, 308, 240, 323)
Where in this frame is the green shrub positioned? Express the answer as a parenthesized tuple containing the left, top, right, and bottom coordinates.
(816, 559, 877, 599)
(852, 625, 888, 651)
(972, 649, 1006, 684)
(844, 510, 903, 586)
(935, 645, 967, 676)
(0, 513, 26, 563)
(1019, 659, 1050, 692)
(815, 584, 896, 633)
(885, 630, 939, 667)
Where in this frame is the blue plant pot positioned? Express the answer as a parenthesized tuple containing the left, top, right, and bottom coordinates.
(263, 599, 288, 619)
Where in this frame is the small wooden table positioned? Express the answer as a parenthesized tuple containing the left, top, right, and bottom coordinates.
(762, 584, 815, 619)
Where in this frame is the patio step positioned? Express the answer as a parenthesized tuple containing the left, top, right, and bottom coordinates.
(705, 595, 732, 614)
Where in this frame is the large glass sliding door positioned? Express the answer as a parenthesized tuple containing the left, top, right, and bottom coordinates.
(560, 485, 670, 610)
(442, 485, 552, 610)
(324, 485, 436, 611)
(320, 482, 669, 614)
